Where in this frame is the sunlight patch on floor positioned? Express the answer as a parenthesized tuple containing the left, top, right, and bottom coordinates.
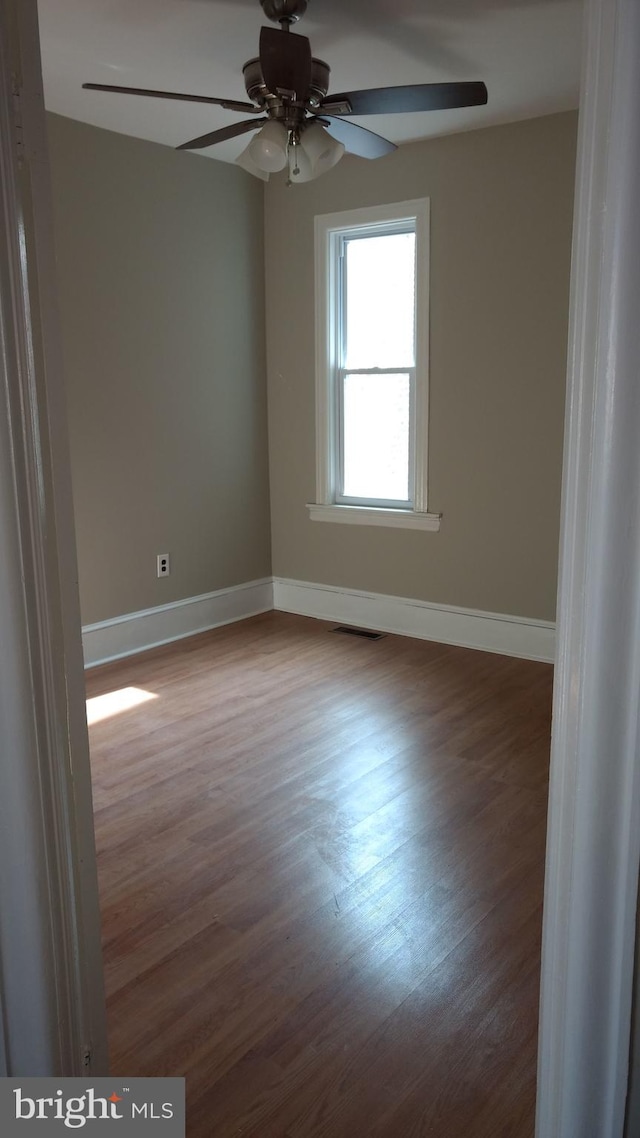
(86, 686, 158, 726)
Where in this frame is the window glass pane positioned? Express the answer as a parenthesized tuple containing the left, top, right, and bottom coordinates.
(342, 372, 410, 501)
(345, 232, 415, 370)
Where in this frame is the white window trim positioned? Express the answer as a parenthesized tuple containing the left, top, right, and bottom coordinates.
(309, 198, 441, 531)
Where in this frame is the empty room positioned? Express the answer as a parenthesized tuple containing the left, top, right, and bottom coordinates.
(33, 0, 580, 1133)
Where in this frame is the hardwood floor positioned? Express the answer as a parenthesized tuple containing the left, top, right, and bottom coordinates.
(85, 611, 553, 1137)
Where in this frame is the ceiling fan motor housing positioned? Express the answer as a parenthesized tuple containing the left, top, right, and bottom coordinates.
(243, 55, 329, 114)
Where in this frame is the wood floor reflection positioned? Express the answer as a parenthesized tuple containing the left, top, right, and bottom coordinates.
(86, 611, 552, 1137)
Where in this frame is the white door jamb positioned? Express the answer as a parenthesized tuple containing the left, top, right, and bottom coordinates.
(537, 0, 640, 1134)
(0, 0, 107, 1076)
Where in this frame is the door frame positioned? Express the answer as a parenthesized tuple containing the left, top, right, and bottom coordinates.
(536, 0, 640, 1133)
(0, 0, 107, 1076)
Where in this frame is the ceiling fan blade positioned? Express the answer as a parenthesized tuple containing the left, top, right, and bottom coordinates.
(176, 117, 268, 151)
(318, 116, 396, 160)
(321, 81, 488, 117)
(259, 25, 312, 102)
(82, 83, 260, 115)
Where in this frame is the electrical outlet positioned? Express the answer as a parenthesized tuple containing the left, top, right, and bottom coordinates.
(157, 553, 170, 578)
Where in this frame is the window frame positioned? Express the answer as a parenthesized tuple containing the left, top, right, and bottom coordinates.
(310, 198, 440, 531)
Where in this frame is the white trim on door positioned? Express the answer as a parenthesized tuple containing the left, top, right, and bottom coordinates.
(0, 0, 107, 1076)
(536, 1, 640, 1135)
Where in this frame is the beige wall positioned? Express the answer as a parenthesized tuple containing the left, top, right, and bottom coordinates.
(47, 112, 271, 625)
(265, 111, 577, 621)
(49, 110, 576, 628)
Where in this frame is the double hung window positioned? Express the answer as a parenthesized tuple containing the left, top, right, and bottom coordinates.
(310, 199, 439, 530)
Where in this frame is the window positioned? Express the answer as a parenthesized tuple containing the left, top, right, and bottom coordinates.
(309, 199, 440, 531)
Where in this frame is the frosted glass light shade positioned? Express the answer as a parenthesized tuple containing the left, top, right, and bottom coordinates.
(235, 140, 270, 181)
(248, 120, 288, 173)
(300, 122, 345, 178)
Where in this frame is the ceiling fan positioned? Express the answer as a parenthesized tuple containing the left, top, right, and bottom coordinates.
(83, 0, 488, 183)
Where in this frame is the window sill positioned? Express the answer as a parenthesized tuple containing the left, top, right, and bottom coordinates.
(307, 504, 441, 531)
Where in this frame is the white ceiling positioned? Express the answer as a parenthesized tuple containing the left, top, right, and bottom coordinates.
(37, 0, 583, 165)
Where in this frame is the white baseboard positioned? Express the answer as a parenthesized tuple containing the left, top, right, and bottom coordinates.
(83, 576, 555, 668)
(82, 578, 274, 668)
(272, 577, 556, 663)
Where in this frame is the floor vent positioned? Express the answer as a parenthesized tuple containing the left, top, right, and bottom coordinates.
(331, 625, 386, 641)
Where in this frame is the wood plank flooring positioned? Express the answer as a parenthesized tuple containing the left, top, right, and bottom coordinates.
(85, 611, 553, 1137)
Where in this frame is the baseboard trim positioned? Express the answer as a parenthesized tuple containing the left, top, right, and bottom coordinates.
(82, 578, 274, 668)
(82, 576, 555, 668)
(272, 578, 556, 663)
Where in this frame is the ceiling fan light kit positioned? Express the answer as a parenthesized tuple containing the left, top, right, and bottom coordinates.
(244, 119, 345, 183)
(248, 119, 289, 172)
(236, 139, 270, 181)
(295, 121, 344, 176)
(82, 0, 488, 185)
